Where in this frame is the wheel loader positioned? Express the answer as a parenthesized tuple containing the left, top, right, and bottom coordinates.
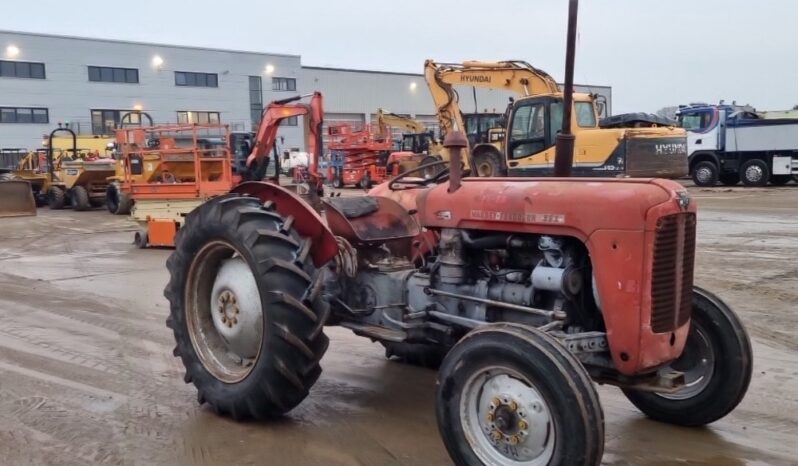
(164, 4, 751, 465)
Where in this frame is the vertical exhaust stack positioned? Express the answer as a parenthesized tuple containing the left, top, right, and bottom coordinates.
(443, 130, 468, 192)
(553, 0, 579, 177)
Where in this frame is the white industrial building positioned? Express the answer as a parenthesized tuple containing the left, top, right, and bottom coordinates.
(0, 30, 611, 152)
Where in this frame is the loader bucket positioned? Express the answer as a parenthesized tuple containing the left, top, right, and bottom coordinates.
(0, 180, 37, 217)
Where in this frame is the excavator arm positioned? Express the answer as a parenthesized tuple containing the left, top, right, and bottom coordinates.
(247, 92, 324, 189)
(375, 108, 427, 134)
(423, 60, 560, 137)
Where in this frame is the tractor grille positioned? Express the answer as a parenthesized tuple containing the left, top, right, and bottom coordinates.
(650, 213, 696, 333)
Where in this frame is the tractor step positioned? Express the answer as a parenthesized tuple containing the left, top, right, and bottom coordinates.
(340, 322, 406, 343)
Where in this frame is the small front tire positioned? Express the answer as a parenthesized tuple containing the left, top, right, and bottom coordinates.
(622, 287, 752, 426)
(437, 324, 604, 466)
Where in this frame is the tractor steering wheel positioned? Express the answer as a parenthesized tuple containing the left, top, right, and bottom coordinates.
(388, 160, 450, 190)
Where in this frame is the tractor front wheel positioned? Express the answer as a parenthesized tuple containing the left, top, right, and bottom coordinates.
(622, 287, 752, 426)
(164, 195, 329, 419)
(71, 186, 91, 211)
(437, 324, 604, 466)
(48, 186, 65, 210)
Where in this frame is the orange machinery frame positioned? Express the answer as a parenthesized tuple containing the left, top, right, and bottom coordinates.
(116, 123, 234, 247)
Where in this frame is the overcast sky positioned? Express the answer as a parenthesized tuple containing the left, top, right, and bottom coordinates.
(2, 0, 795, 114)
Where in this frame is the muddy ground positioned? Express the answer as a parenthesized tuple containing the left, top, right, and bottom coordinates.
(0, 185, 797, 466)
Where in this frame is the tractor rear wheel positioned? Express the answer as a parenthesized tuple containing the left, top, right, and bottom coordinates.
(622, 287, 752, 426)
(164, 195, 329, 419)
(71, 186, 91, 211)
(437, 324, 604, 466)
(48, 186, 65, 210)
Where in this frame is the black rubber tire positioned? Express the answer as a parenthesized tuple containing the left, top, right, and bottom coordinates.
(164, 195, 329, 420)
(437, 323, 604, 466)
(472, 151, 507, 177)
(770, 174, 791, 186)
(740, 158, 769, 187)
(48, 186, 65, 210)
(359, 173, 372, 189)
(381, 341, 447, 369)
(106, 183, 133, 215)
(718, 172, 739, 186)
(332, 175, 344, 189)
(622, 287, 752, 427)
(691, 161, 719, 187)
(71, 185, 91, 211)
(134, 230, 148, 249)
(420, 155, 444, 179)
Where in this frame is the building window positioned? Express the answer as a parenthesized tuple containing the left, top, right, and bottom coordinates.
(88, 66, 139, 83)
(175, 71, 218, 87)
(177, 111, 221, 125)
(284, 116, 298, 126)
(0, 60, 46, 79)
(91, 109, 140, 135)
(0, 107, 49, 124)
(272, 77, 296, 92)
(249, 75, 263, 128)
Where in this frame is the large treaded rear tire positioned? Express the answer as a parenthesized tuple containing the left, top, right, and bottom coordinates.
(437, 323, 604, 466)
(622, 287, 752, 426)
(106, 183, 133, 215)
(164, 194, 329, 419)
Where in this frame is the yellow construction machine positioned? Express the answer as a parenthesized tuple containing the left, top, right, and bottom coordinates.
(0, 149, 37, 217)
(425, 60, 688, 177)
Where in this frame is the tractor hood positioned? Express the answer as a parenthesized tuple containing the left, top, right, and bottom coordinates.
(416, 177, 693, 238)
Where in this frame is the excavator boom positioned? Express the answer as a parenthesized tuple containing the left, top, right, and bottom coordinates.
(424, 59, 561, 137)
(247, 92, 324, 188)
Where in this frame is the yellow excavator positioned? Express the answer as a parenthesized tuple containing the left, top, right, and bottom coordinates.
(425, 60, 688, 177)
(375, 108, 442, 159)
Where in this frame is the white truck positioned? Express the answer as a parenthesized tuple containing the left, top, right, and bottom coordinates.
(678, 103, 798, 186)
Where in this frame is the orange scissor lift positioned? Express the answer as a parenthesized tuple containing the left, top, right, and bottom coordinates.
(327, 122, 394, 189)
(115, 123, 235, 248)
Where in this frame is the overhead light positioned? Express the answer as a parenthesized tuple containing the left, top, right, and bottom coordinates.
(6, 45, 19, 58)
(152, 55, 164, 68)
(133, 104, 143, 111)
(265, 64, 275, 75)
(409, 81, 418, 91)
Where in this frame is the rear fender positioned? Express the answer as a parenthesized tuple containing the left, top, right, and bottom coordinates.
(231, 181, 338, 267)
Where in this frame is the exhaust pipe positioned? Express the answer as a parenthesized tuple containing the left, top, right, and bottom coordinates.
(553, 0, 579, 177)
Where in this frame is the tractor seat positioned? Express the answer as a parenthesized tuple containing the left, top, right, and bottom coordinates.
(324, 196, 419, 245)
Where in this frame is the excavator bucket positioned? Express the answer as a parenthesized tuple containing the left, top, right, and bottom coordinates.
(0, 180, 37, 217)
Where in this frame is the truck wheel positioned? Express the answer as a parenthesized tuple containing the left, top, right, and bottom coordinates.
(437, 324, 603, 466)
(48, 186, 65, 210)
(164, 195, 329, 420)
(473, 151, 506, 177)
(106, 183, 133, 215)
(691, 161, 718, 187)
(740, 159, 769, 186)
(718, 172, 739, 186)
(770, 175, 791, 186)
(622, 287, 752, 426)
(71, 186, 91, 211)
(381, 341, 446, 369)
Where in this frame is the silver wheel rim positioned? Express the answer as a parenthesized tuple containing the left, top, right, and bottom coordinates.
(695, 167, 712, 184)
(460, 367, 555, 465)
(658, 323, 715, 400)
(745, 165, 763, 183)
(186, 241, 263, 383)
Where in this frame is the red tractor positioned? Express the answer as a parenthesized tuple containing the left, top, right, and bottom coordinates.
(164, 131, 751, 465)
